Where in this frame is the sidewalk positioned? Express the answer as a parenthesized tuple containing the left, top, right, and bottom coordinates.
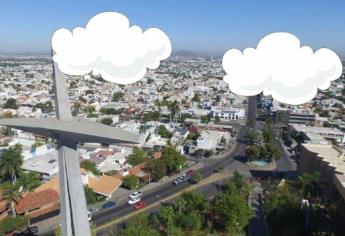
(32, 215, 60, 236)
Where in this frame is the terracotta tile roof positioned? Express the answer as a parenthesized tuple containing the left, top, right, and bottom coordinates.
(34, 176, 60, 194)
(88, 175, 122, 197)
(34, 168, 122, 198)
(16, 189, 59, 214)
(29, 202, 60, 218)
(129, 163, 148, 177)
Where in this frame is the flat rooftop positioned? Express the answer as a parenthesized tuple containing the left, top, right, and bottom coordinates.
(22, 149, 59, 176)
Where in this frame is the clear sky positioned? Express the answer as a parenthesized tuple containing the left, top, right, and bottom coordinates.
(0, 0, 344, 56)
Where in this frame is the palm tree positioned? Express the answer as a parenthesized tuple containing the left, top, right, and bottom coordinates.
(0, 144, 23, 184)
(2, 182, 22, 217)
(139, 124, 147, 134)
(169, 101, 180, 122)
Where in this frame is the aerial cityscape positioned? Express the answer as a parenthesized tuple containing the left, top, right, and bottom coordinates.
(0, 1, 345, 236)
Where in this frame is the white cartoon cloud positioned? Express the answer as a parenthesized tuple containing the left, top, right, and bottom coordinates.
(52, 12, 172, 84)
(222, 32, 342, 105)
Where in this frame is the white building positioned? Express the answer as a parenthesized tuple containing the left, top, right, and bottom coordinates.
(22, 149, 59, 179)
(196, 130, 230, 151)
(291, 124, 345, 143)
(211, 106, 245, 120)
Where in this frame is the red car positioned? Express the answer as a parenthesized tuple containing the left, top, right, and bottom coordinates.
(186, 170, 194, 176)
(134, 201, 145, 209)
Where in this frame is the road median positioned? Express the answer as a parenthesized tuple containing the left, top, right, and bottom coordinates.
(96, 170, 233, 233)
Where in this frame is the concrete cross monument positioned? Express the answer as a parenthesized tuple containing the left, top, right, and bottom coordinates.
(0, 60, 141, 235)
(1, 11, 172, 236)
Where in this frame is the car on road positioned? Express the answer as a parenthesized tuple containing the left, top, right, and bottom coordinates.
(88, 210, 92, 221)
(88, 207, 98, 213)
(134, 201, 146, 209)
(102, 201, 116, 209)
(128, 197, 141, 205)
(173, 174, 189, 185)
(129, 191, 142, 199)
(186, 170, 194, 176)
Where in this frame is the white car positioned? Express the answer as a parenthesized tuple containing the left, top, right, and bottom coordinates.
(129, 191, 143, 199)
(128, 197, 141, 205)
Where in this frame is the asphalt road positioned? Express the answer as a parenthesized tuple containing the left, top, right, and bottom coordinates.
(93, 95, 296, 235)
(43, 96, 296, 235)
(92, 125, 249, 227)
(92, 97, 256, 234)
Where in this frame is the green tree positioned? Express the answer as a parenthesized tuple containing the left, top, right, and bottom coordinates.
(112, 92, 124, 102)
(0, 216, 27, 235)
(192, 93, 200, 103)
(84, 106, 95, 114)
(122, 175, 138, 190)
(127, 148, 147, 166)
(212, 183, 253, 234)
(201, 115, 211, 124)
(248, 128, 261, 146)
(100, 117, 113, 126)
(158, 125, 171, 138)
(203, 149, 214, 157)
(162, 146, 186, 174)
(34, 101, 53, 113)
(158, 206, 175, 235)
(84, 185, 105, 205)
(3, 97, 18, 109)
(139, 124, 147, 134)
(214, 115, 220, 123)
(181, 192, 208, 213)
(264, 184, 304, 236)
(262, 122, 274, 143)
(0, 144, 23, 184)
(117, 213, 160, 236)
(181, 211, 202, 230)
(261, 143, 281, 161)
(80, 160, 101, 176)
(168, 100, 180, 122)
(297, 171, 321, 198)
(143, 111, 160, 122)
(147, 159, 167, 181)
(17, 171, 41, 192)
(245, 145, 260, 161)
(2, 182, 22, 217)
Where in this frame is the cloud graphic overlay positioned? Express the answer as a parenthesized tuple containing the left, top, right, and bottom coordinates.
(222, 32, 342, 105)
(52, 12, 172, 84)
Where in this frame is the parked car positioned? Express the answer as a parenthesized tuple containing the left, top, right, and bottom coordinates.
(134, 201, 146, 209)
(102, 201, 116, 209)
(129, 191, 143, 199)
(128, 197, 141, 205)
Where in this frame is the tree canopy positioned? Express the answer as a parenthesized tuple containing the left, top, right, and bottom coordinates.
(3, 98, 18, 109)
(161, 146, 186, 174)
(126, 148, 148, 166)
(122, 175, 138, 190)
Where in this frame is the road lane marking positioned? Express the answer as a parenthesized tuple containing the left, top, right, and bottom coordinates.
(96, 171, 232, 232)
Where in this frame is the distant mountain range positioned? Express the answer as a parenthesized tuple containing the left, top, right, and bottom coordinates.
(172, 49, 201, 57)
(172, 49, 223, 58)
